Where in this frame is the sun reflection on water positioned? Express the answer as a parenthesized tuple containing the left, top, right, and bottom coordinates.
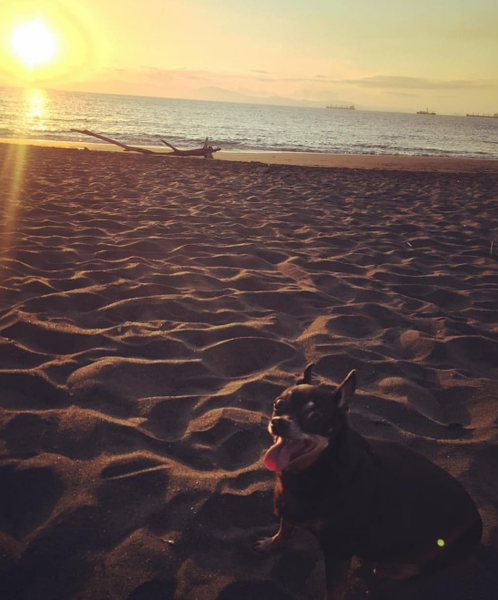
(20, 88, 50, 133)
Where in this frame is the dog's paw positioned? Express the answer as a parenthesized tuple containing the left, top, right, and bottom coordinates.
(254, 536, 278, 554)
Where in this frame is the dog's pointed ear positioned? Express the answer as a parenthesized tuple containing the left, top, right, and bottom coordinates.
(296, 362, 315, 385)
(334, 370, 356, 411)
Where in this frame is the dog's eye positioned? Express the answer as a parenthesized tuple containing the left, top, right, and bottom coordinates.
(307, 411, 321, 424)
(274, 399, 284, 415)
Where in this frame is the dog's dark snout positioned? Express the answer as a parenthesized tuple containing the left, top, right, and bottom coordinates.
(271, 417, 289, 437)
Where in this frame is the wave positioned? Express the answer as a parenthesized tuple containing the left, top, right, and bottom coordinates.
(1, 87, 497, 159)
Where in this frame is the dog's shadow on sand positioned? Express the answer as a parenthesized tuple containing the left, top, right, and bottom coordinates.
(349, 539, 498, 600)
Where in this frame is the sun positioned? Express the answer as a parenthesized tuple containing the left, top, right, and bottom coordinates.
(11, 19, 58, 69)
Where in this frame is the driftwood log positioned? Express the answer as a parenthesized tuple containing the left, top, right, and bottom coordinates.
(70, 129, 156, 154)
(161, 138, 220, 159)
(70, 129, 220, 159)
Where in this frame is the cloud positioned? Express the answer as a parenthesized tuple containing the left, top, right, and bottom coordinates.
(139, 67, 212, 82)
(384, 91, 418, 98)
(59, 66, 496, 106)
(338, 76, 494, 91)
(119, 66, 312, 85)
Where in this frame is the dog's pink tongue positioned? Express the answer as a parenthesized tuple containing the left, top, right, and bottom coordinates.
(264, 438, 292, 472)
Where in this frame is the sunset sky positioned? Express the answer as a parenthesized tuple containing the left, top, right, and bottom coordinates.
(1, 0, 497, 114)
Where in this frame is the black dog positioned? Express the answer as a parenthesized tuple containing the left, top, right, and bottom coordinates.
(256, 364, 482, 599)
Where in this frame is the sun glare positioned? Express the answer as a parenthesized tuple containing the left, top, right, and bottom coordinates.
(11, 19, 58, 68)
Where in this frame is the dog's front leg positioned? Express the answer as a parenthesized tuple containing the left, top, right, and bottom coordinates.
(323, 555, 351, 600)
(254, 519, 295, 554)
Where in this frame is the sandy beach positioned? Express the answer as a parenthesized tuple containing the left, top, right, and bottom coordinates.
(3, 137, 498, 172)
(0, 142, 497, 600)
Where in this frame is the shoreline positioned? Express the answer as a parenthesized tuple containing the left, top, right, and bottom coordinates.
(2, 138, 498, 173)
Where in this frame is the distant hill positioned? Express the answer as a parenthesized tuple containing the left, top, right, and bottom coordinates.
(189, 86, 332, 108)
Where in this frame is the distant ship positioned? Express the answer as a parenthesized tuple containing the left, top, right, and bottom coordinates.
(326, 104, 355, 110)
(466, 113, 498, 119)
(416, 108, 436, 115)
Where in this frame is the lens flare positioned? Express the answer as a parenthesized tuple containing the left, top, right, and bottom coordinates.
(1, 144, 29, 264)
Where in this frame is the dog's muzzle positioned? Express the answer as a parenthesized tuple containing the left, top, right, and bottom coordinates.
(270, 417, 291, 437)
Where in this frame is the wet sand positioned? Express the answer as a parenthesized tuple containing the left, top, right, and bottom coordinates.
(2, 137, 498, 172)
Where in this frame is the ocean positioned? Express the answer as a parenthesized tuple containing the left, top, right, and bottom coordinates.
(1, 86, 497, 159)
